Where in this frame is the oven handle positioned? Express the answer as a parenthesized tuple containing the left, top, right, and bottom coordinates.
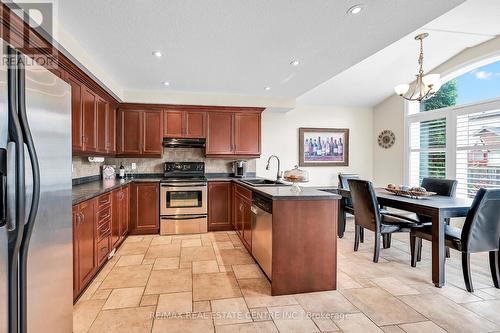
(161, 182, 207, 187)
(161, 215, 207, 220)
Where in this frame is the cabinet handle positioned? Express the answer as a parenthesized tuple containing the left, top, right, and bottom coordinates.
(81, 213, 85, 224)
(100, 246, 107, 251)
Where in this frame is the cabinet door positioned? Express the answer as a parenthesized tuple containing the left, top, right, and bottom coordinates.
(233, 194, 244, 237)
(131, 183, 159, 234)
(96, 98, 108, 154)
(118, 110, 142, 155)
(206, 112, 233, 155)
(106, 104, 116, 154)
(163, 110, 184, 138)
(143, 111, 163, 155)
(120, 186, 130, 238)
(185, 111, 206, 138)
(234, 113, 260, 155)
(82, 88, 97, 152)
(67, 76, 84, 153)
(242, 198, 252, 250)
(208, 182, 232, 231)
(111, 190, 121, 248)
(76, 199, 96, 289)
(72, 206, 79, 298)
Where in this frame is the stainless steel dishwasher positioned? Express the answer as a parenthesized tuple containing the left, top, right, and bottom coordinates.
(251, 193, 272, 280)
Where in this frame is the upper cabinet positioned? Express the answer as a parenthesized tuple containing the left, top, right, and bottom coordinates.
(206, 110, 262, 157)
(66, 72, 117, 157)
(117, 108, 163, 157)
(163, 109, 206, 138)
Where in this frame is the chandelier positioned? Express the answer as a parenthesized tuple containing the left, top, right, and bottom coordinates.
(394, 33, 441, 102)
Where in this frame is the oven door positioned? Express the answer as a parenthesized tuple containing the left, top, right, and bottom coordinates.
(160, 183, 207, 216)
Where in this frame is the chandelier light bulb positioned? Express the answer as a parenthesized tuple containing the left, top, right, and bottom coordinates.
(394, 84, 410, 96)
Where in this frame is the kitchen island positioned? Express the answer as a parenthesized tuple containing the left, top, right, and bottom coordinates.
(209, 178, 341, 296)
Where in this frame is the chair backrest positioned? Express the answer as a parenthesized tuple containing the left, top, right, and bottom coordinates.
(338, 174, 359, 207)
(418, 178, 458, 223)
(348, 179, 381, 232)
(421, 178, 458, 197)
(461, 188, 500, 253)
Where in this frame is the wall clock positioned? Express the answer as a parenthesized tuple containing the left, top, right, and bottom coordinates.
(378, 130, 395, 149)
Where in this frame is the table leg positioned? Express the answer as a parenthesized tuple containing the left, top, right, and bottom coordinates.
(432, 212, 445, 287)
(338, 198, 346, 238)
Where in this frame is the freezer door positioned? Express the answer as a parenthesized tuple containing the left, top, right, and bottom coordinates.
(23, 58, 72, 332)
(0, 41, 8, 333)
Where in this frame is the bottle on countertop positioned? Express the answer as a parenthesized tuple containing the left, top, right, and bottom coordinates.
(119, 163, 125, 179)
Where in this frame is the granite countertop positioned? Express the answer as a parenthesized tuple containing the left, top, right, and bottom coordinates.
(72, 177, 162, 205)
(73, 175, 340, 205)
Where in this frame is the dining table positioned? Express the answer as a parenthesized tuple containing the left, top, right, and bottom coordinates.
(336, 187, 473, 288)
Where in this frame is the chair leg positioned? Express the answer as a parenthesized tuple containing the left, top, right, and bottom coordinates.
(354, 225, 360, 252)
(462, 252, 474, 292)
(373, 232, 381, 263)
(489, 251, 500, 289)
(360, 227, 364, 243)
(382, 233, 392, 249)
(417, 238, 422, 262)
(410, 235, 418, 267)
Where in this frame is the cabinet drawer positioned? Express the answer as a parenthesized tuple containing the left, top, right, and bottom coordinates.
(97, 237, 110, 266)
(97, 192, 111, 209)
(97, 206, 111, 224)
(97, 219, 111, 241)
(235, 184, 252, 201)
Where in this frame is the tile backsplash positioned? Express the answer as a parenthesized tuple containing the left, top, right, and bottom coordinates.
(72, 148, 257, 179)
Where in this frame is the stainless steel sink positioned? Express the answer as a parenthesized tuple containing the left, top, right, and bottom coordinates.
(239, 178, 290, 187)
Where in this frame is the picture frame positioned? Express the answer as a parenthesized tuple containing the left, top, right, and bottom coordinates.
(299, 127, 349, 166)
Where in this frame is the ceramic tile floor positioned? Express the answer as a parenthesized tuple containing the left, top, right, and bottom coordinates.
(74, 219, 500, 333)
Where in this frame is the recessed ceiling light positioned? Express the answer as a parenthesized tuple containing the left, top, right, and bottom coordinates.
(162, 81, 170, 86)
(347, 4, 364, 15)
(152, 51, 163, 57)
(290, 59, 300, 66)
(264, 86, 271, 91)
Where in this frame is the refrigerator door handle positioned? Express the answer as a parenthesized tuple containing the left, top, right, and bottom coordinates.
(6, 45, 26, 333)
(17, 50, 41, 333)
(0, 148, 6, 227)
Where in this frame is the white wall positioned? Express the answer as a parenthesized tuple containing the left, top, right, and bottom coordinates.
(372, 36, 500, 187)
(256, 106, 373, 186)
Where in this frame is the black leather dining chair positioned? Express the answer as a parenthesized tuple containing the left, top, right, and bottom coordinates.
(348, 179, 416, 263)
(338, 173, 362, 241)
(410, 188, 500, 292)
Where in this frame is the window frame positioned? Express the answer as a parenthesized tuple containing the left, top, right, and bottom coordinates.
(404, 96, 500, 189)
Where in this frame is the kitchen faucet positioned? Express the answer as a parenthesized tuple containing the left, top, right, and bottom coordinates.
(265, 155, 282, 181)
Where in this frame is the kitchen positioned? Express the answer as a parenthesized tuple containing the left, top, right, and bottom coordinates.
(2, 1, 500, 333)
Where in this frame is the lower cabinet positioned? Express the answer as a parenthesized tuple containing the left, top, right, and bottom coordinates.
(73, 186, 131, 300)
(208, 182, 233, 231)
(111, 185, 129, 248)
(73, 198, 97, 300)
(130, 182, 159, 234)
(232, 184, 252, 251)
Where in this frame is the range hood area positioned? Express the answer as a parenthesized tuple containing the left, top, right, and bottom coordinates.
(163, 137, 206, 148)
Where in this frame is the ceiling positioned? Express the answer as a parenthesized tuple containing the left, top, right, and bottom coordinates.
(298, 0, 500, 107)
(53, 0, 464, 100)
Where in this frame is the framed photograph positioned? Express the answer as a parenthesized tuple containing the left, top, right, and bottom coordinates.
(299, 127, 349, 166)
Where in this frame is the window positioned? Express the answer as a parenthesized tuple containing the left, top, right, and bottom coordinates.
(406, 59, 500, 198)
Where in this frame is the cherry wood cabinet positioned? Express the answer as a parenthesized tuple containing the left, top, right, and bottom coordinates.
(206, 111, 261, 157)
(111, 185, 129, 248)
(232, 184, 252, 251)
(82, 88, 97, 153)
(106, 104, 116, 154)
(73, 198, 96, 299)
(163, 109, 206, 138)
(208, 182, 233, 231)
(206, 112, 234, 155)
(117, 109, 163, 157)
(96, 97, 107, 154)
(130, 182, 159, 234)
(68, 75, 84, 153)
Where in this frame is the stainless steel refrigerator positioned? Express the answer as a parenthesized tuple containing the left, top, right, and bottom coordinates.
(0, 40, 73, 332)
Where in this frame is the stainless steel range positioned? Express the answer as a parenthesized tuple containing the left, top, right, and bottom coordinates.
(160, 162, 208, 235)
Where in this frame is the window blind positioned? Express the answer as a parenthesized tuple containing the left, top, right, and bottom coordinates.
(456, 109, 500, 198)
